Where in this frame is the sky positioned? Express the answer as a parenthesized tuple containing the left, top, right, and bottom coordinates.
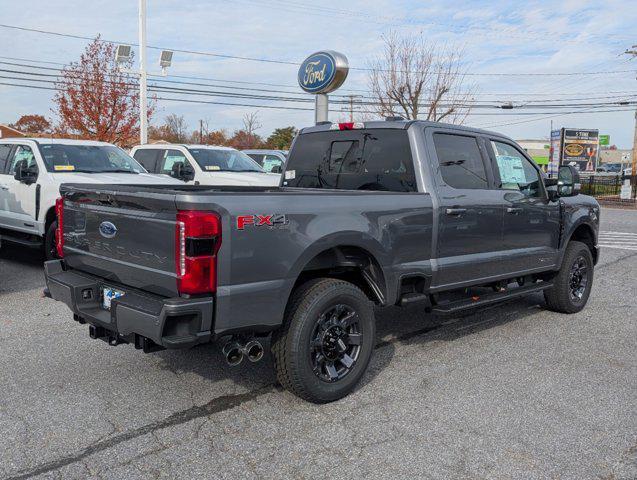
(0, 0, 636, 147)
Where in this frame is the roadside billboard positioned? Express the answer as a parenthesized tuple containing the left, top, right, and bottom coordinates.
(548, 129, 561, 176)
(561, 129, 598, 172)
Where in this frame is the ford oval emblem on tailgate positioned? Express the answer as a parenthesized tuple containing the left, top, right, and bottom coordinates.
(99, 221, 117, 238)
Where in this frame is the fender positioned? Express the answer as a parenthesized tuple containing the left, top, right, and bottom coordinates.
(556, 207, 599, 268)
(284, 230, 395, 304)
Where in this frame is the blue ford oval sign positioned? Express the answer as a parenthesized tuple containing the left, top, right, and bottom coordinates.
(298, 51, 349, 94)
(99, 221, 117, 239)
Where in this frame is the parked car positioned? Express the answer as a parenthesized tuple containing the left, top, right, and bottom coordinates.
(45, 120, 600, 403)
(243, 149, 287, 173)
(130, 144, 280, 186)
(596, 163, 623, 174)
(0, 138, 181, 259)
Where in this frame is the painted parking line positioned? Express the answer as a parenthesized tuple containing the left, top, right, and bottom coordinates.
(599, 231, 637, 251)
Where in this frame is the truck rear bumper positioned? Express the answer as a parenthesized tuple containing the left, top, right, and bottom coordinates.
(44, 260, 214, 350)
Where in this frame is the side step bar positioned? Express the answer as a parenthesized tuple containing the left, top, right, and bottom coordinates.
(431, 282, 553, 316)
(0, 233, 43, 248)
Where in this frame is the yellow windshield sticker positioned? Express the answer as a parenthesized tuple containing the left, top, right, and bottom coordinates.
(54, 165, 75, 171)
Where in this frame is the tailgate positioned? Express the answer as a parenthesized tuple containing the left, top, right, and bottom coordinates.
(60, 185, 179, 297)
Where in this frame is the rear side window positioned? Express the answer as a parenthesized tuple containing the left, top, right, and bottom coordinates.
(246, 153, 264, 165)
(433, 133, 488, 189)
(133, 149, 159, 172)
(284, 129, 417, 192)
(0, 144, 12, 173)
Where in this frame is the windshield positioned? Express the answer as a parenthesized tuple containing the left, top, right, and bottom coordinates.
(40, 144, 146, 173)
(188, 148, 265, 173)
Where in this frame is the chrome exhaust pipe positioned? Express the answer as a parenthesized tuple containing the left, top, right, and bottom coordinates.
(244, 340, 264, 363)
(222, 342, 244, 366)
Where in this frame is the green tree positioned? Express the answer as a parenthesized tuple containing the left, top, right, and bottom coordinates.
(266, 126, 297, 150)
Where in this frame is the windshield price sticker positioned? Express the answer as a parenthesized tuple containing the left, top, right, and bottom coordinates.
(284, 169, 296, 180)
(205, 165, 221, 171)
(54, 165, 76, 171)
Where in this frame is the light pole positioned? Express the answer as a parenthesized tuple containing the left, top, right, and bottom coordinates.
(139, 0, 148, 145)
(626, 46, 637, 183)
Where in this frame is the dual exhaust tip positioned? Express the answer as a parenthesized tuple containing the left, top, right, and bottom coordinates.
(222, 339, 264, 366)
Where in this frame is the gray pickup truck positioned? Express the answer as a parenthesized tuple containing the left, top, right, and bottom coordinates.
(44, 119, 600, 403)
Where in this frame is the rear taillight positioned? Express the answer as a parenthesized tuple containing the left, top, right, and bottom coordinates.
(55, 197, 64, 258)
(175, 211, 221, 295)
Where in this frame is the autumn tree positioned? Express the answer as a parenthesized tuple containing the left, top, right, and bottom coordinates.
(148, 114, 190, 143)
(266, 127, 297, 150)
(368, 32, 474, 123)
(228, 130, 264, 150)
(53, 37, 153, 145)
(203, 129, 230, 146)
(10, 114, 52, 134)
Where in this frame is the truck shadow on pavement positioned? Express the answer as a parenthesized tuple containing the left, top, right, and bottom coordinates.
(4, 293, 548, 480)
(153, 293, 546, 399)
(0, 243, 46, 295)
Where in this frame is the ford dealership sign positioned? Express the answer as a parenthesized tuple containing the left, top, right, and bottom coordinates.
(298, 51, 349, 94)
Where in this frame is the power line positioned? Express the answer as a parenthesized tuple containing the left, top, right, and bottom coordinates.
(2, 23, 636, 77)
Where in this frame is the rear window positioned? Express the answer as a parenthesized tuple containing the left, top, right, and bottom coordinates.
(284, 129, 416, 192)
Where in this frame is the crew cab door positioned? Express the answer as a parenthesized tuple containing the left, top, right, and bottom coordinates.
(0, 143, 15, 229)
(426, 129, 505, 289)
(485, 139, 560, 272)
(0, 144, 40, 233)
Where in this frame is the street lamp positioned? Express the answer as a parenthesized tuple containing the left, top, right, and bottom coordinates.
(159, 50, 173, 76)
(115, 45, 132, 64)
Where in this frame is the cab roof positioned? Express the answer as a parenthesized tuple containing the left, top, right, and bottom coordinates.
(133, 143, 237, 151)
(298, 119, 506, 139)
(0, 137, 115, 146)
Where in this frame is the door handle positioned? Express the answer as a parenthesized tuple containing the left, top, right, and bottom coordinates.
(445, 208, 467, 216)
(506, 207, 523, 214)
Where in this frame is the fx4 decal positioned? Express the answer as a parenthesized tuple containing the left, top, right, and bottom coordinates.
(236, 214, 289, 230)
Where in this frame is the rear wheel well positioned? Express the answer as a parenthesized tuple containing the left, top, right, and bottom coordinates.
(569, 224, 597, 263)
(44, 206, 56, 231)
(292, 246, 386, 305)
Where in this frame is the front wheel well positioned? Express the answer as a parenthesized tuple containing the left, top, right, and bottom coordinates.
(292, 246, 387, 305)
(568, 224, 597, 263)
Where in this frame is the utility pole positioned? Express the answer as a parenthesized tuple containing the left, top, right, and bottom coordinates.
(139, 0, 148, 144)
(199, 119, 203, 143)
(627, 46, 637, 185)
(344, 94, 362, 122)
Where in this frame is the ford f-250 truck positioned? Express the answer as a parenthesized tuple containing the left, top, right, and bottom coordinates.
(44, 119, 600, 403)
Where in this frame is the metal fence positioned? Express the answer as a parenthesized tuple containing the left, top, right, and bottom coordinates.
(579, 174, 637, 207)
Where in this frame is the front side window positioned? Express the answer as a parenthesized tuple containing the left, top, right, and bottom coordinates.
(188, 148, 264, 173)
(40, 144, 145, 173)
(433, 133, 488, 190)
(245, 153, 264, 165)
(262, 154, 284, 173)
(9, 145, 37, 173)
(159, 149, 189, 174)
(284, 129, 417, 192)
(491, 141, 542, 198)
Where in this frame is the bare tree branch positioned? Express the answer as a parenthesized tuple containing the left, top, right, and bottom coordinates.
(367, 32, 475, 124)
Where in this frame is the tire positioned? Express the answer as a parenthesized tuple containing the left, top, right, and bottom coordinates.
(544, 241, 594, 313)
(271, 278, 375, 403)
(44, 221, 58, 261)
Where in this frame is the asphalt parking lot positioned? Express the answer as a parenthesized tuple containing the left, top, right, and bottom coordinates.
(1, 207, 636, 480)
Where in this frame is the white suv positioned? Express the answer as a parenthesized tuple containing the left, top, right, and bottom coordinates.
(0, 138, 181, 259)
(130, 144, 281, 186)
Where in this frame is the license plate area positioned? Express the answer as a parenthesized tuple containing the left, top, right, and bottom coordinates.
(102, 286, 125, 310)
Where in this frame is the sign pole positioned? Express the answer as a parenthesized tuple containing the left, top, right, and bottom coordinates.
(315, 94, 329, 124)
(139, 0, 148, 145)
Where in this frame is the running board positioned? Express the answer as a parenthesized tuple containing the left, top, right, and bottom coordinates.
(0, 234, 42, 248)
(431, 282, 553, 316)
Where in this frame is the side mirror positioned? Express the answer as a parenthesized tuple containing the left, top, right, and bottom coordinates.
(14, 160, 38, 184)
(270, 165, 282, 174)
(171, 162, 195, 181)
(557, 165, 581, 197)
